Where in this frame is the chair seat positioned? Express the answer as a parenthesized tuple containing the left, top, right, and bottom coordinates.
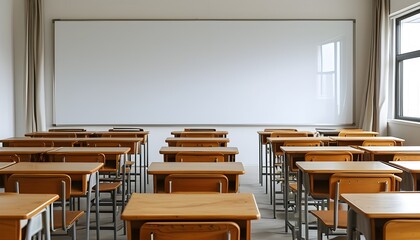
(309, 209, 348, 228)
(53, 210, 84, 229)
(96, 182, 122, 192)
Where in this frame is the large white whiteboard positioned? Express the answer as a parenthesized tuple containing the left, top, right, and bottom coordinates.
(54, 20, 353, 125)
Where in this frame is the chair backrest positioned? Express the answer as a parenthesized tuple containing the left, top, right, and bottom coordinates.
(283, 140, 323, 147)
(140, 221, 240, 240)
(39, 132, 77, 138)
(0, 153, 20, 162)
(184, 128, 217, 132)
(54, 153, 106, 163)
(338, 131, 377, 137)
(393, 153, 420, 161)
(164, 174, 229, 193)
(329, 173, 401, 230)
(49, 128, 86, 132)
(175, 152, 225, 162)
(175, 141, 220, 147)
(362, 140, 396, 146)
(8, 140, 53, 147)
(5, 174, 73, 231)
(305, 151, 353, 162)
(384, 219, 420, 240)
(270, 131, 308, 137)
(180, 132, 216, 138)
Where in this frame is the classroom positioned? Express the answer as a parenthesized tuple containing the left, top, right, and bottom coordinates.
(1, 0, 420, 239)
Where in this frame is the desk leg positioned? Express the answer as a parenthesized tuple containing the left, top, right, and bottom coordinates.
(44, 206, 51, 240)
(86, 172, 100, 240)
(95, 171, 100, 240)
(297, 169, 303, 240)
(347, 208, 357, 240)
(269, 143, 273, 206)
(259, 135, 262, 186)
(284, 153, 289, 231)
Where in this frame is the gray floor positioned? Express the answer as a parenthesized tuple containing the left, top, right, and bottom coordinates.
(54, 166, 317, 240)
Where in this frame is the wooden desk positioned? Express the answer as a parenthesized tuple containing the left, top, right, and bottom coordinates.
(165, 137, 229, 147)
(0, 162, 15, 169)
(25, 131, 96, 138)
(342, 192, 420, 240)
(148, 162, 244, 193)
(0, 147, 57, 162)
(121, 193, 260, 240)
(0, 162, 103, 240)
(159, 147, 239, 162)
(277, 146, 365, 227)
(330, 136, 405, 146)
(388, 161, 420, 191)
(296, 161, 402, 240)
(171, 130, 228, 138)
(0, 193, 58, 240)
(0, 137, 79, 147)
(358, 146, 420, 162)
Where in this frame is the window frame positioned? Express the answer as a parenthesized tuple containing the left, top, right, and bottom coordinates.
(395, 9, 420, 122)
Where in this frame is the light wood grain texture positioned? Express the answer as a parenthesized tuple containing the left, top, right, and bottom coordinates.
(160, 147, 239, 162)
(330, 136, 405, 146)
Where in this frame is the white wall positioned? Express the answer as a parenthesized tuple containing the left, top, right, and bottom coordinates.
(12, 0, 373, 167)
(0, 0, 15, 139)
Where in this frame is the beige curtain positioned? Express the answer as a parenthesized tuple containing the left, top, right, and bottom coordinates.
(359, 0, 391, 134)
(25, 0, 46, 132)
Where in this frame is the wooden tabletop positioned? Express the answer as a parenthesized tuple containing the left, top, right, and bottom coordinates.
(148, 162, 245, 174)
(330, 136, 406, 143)
(388, 161, 420, 173)
(358, 146, 420, 154)
(25, 131, 96, 137)
(0, 193, 58, 219)
(267, 136, 332, 143)
(47, 147, 131, 154)
(159, 147, 239, 154)
(0, 162, 103, 174)
(79, 137, 143, 143)
(121, 193, 260, 221)
(0, 147, 57, 154)
(342, 192, 420, 218)
(0, 162, 15, 170)
(171, 131, 228, 137)
(0, 137, 80, 143)
(296, 161, 402, 174)
(165, 137, 230, 143)
(280, 146, 364, 154)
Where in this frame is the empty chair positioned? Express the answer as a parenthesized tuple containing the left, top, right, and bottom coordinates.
(180, 132, 216, 138)
(383, 219, 420, 240)
(175, 141, 220, 147)
(164, 174, 229, 193)
(362, 140, 396, 146)
(270, 131, 308, 138)
(8, 140, 53, 147)
(393, 153, 420, 161)
(0, 153, 20, 162)
(140, 221, 240, 240)
(310, 173, 401, 240)
(305, 151, 353, 162)
(338, 131, 378, 137)
(175, 152, 225, 162)
(6, 174, 84, 240)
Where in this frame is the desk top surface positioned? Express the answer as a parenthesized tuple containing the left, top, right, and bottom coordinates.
(296, 161, 402, 173)
(121, 193, 260, 221)
(172, 131, 228, 134)
(257, 130, 314, 135)
(47, 147, 131, 154)
(0, 162, 15, 170)
(267, 137, 332, 143)
(280, 146, 364, 154)
(0, 193, 58, 219)
(165, 137, 230, 142)
(330, 136, 405, 142)
(0, 137, 79, 142)
(342, 192, 420, 218)
(0, 147, 57, 153)
(159, 147, 239, 154)
(358, 146, 420, 153)
(388, 161, 420, 172)
(0, 162, 103, 174)
(148, 162, 245, 174)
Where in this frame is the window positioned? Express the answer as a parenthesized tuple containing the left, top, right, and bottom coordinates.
(395, 10, 420, 121)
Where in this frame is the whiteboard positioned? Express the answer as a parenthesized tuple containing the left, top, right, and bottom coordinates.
(54, 20, 354, 125)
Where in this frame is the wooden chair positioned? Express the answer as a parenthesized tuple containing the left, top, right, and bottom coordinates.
(383, 219, 420, 240)
(53, 153, 121, 239)
(362, 140, 396, 146)
(0, 153, 20, 162)
(164, 174, 229, 193)
(8, 140, 54, 147)
(184, 128, 217, 131)
(180, 132, 216, 138)
(49, 128, 86, 132)
(338, 131, 377, 137)
(175, 152, 225, 162)
(39, 132, 77, 138)
(270, 131, 308, 138)
(393, 153, 420, 161)
(310, 173, 401, 240)
(6, 174, 84, 240)
(140, 221, 240, 240)
(175, 141, 220, 147)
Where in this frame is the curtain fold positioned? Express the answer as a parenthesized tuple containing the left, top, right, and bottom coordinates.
(25, 0, 46, 132)
(359, 0, 391, 134)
